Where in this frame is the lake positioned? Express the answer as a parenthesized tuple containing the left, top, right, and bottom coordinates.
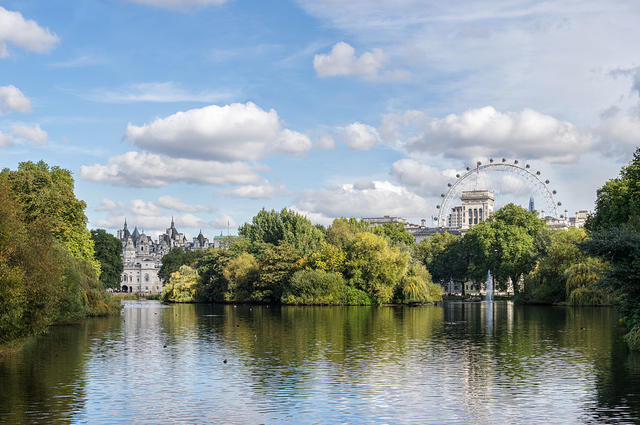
(1, 301, 640, 424)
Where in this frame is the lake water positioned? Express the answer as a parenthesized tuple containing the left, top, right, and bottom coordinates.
(1, 301, 640, 424)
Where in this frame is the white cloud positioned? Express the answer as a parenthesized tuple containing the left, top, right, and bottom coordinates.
(127, 0, 229, 10)
(210, 213, 236, 230)
(390, 159, 455, 197)
(598, 114, 640, 157)
(12, 123, 47, 145)
(226, 183, 289, 199)
(80, 151, 262, 187)
(343, 122, 380, 150)
(156, 195, 206, 212)
(92, 197, 209, 235)
(0, 85, 31, 113)
(0, 131, 14, 147)
(314, 41, 386, 79)
(382, 106, 595, 163)
(87, 82, 236, 103)
(124, 102, 312, 161)
(295, 180, 430, 219)
(0, 6, 59, 57)
(313, 135, 335, 150)
(289, 207, 334, 227)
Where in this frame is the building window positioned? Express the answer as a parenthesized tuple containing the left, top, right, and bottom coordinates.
(474, 217, 478, 224)
(123, 275, 127, 282)
(145, 274, 149, 282)
(469, 217, 473, 225)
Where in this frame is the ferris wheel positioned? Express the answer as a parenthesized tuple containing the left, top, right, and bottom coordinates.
(436, 158, 562, 228)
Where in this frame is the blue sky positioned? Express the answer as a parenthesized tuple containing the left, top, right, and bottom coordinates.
(1, 0, 639, 238)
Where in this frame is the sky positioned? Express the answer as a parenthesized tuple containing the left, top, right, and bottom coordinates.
(1, 0, 639, 239)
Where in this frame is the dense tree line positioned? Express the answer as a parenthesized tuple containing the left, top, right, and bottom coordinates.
(161, 209, 443, 305)
(0, 161, 120, 345)
(580, 148, 640, 350)
(415, 203, 609, 304)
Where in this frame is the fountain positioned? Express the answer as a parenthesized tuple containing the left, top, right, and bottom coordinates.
(485, 270, 494, 302)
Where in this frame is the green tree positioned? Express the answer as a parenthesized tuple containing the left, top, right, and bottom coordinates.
(257, 244, 304, 302)
(581, 148, 640, 349)
(344, 232, 409, 303)
(194, 249, 234, 302)
(159, 247, 207, 281)
(325, 217, 368, 249)
(586, 148, 640, 231)
(372, 222, 415, 247)
(238, 208, 325, 255)
(223, 253, 260, 302)
(90, 229, 123, 289)
(161, 265, 200, 303)
(0, 161, 99, 275)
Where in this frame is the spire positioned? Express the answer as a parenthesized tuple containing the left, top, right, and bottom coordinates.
(171, 216, 175, 228)
(124, 217, 128, 230)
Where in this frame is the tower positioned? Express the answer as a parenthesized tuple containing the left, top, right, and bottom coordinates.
(529, 196, 535, 212)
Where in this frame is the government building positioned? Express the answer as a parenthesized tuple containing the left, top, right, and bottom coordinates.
(117, 218, 222, 294)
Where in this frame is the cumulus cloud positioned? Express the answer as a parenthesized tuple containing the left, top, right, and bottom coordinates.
(124, 102, 312, 161)
(295, 180, 430, 219)
(289, 207, 334, 227)
(314, 42, 386, 79)
(0, 85, 31, 113)
(80, 151, 262, 187)
(598, 113, 640, 157)
(382, 106, 595, 163)
(226, 183, 289, 199)
(0, 6, 59, 57)
(0, 131, 14, 147)
(93, 197, 209, 235)
(156, 195, 206, 212)
(87, 82, 236, 103)
(126, 0, 228, 10)
(12, 123, 47, 144)
(343, 122, 380, 150)
(390, 159, 456, 197)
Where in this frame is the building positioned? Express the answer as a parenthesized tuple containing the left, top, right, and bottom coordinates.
(118, 218, 220, 294)
(460, 190, 495, 230)
(447, 206, 463, 228)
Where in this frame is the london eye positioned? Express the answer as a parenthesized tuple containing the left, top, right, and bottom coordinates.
(436, 158, 562, 228)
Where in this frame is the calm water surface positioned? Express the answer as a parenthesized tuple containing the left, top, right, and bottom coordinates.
(1, 301, 640, 424)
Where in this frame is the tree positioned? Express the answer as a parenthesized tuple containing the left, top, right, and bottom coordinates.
(159, 247, 207, 282)
(257, 244, 304, 302)
(372, 222, 415, 247)
(586, 148, 640, 231)
(161, 265, 199, 303)
(194, 249, 234, 302)
(325, 217, 368, 249)
(223, 253, 260, 302)
(344, 232, 409, 303)
(0, 161, 99, 275)
(91, 229, 123, 289)
(580, 148, 640, 349)
(238, 208, 325, 255)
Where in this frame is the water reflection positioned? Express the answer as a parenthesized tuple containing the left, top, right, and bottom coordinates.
(1, 301, 639, 424)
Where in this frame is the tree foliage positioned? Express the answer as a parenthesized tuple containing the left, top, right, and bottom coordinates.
(580, 148, 640, 349)
(238, 208, 325, 255)
(0, 161, 99, 275)
(91, 229, 123, 289)
(0, 167, 119, 345)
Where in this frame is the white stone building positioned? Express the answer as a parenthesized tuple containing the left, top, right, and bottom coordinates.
(117, 218, 220, 294)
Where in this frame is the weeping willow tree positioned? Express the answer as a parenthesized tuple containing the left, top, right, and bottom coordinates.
(565, 258, 611, 305)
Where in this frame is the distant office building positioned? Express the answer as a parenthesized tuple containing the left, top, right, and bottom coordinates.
(362, 216, 407, 227)
(529, 196, 535, 212)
